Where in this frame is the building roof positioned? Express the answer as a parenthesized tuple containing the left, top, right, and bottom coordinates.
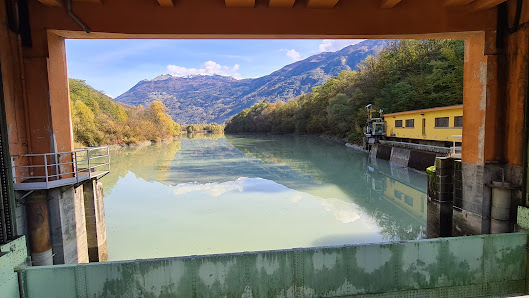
(383, 105, 463, 117)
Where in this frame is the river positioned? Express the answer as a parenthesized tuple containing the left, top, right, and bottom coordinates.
(101, 134, 428, 261)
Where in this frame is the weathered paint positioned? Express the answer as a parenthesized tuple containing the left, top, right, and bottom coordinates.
(0, 236, 28, 298)
(47, 32, 74, 174)
(462, 31, 498, 165)
(19, 233, 528, 297)
(25, 191, 52, 266)
(517, 206, 529, 229)
(505, 24, 529, 168)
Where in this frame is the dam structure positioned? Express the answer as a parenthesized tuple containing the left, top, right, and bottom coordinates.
(0, 0, 528, 297)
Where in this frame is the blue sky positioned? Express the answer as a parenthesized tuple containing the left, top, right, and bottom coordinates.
(66, 39, 363, 98)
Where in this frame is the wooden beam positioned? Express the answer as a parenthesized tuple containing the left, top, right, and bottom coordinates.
(38, 0, 103, 6)
(269, 0, 295, 8)
(225, 0, 255, 8)
(37, 0, 63, 6)
(157, 0, 174, 7)
(73, 0, 103, 3)
(468, 0, 507, 10)
(307, 0, 340, 9)
(380, 0, 402, 9)
(441, 0, 475, 6)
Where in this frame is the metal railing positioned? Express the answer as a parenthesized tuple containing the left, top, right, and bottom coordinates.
(11, 147, 110, 190)
(450, 135, 462, 158)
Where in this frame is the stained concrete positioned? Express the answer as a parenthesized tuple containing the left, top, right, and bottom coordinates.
(19, 233, 529, 298)
(48, 185, 88, 264)
(389, 147, 410, 167)
(83, 179, 108, 262)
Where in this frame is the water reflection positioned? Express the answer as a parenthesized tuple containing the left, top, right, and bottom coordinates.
(101, 134, 428, 260)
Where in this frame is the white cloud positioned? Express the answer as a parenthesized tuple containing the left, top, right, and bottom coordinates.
(286, 49, 302, 61)
(172, 178, 245, 197)
(319, 39, 366, 52)
(320, 199, 362, 224)
(166, 61, 241, 79)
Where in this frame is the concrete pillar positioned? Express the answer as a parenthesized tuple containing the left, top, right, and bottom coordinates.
(427, 158, 453, 237)
(25, 191, 52, 266)
(461, 31, 502, 234)
(83, 179, 108, 262)
(48, 185, 89, 264)
(47, 33, 74, 177)
(504, 22, 529, 206)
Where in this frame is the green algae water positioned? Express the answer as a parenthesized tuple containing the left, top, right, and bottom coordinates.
(101, 134, 428, 261)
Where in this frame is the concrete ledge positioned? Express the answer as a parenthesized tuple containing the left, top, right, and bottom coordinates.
(19, 233, 529, 297)
(380, 140, 451, 154)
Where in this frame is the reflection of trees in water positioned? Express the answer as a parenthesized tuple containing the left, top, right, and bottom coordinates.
(178, 132, 224, 140)
(225, 134, 427, 241)
(101, 141, 181, 195)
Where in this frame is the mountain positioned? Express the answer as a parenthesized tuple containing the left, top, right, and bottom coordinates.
(115, 39, 390, 124)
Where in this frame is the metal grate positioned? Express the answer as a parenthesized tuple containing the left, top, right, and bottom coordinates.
(0, 63, 14, 245)
(0, 130, 13, 243)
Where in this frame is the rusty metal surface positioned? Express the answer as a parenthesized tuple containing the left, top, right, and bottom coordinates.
(18, 232, 528, 297)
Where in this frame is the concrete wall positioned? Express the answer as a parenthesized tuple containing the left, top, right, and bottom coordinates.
(19, 233, 528, 297)
(374, 144, 438, 172)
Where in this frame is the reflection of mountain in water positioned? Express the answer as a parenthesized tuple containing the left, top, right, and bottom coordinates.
(103, 134, 428, 242)
(225, 135, 428, 241)
(165, 137, 316, 189)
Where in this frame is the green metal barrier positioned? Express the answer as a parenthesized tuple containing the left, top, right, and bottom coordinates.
(0, 236, 28, 298)
(18, 233, 529, 297)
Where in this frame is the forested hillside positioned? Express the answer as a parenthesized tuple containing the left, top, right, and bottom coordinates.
(70, 79, 181, 146)
(224, 40, 464, 142)
(116, 39, 389, 123)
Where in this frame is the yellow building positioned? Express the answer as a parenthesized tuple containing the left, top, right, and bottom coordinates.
(384, 105, 463, 144)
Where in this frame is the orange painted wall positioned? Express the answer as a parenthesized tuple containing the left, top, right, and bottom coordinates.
(505, 23, 529, 167)
(0, 3, 31, 179)
(462, 32, 493, 164)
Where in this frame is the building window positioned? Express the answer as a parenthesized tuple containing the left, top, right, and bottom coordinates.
(435, 117, 449, 128)
(395, 120, 403, 128)
(454, 116, 463, 128)
(405, 119, 414, 128)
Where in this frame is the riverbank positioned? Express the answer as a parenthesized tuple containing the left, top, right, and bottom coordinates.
(345, 143, 367, 152)
(224, 132, 349, 144)
(78, 132, 225, 150)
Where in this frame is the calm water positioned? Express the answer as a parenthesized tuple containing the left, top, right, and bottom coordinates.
(101, 134, 428, 261)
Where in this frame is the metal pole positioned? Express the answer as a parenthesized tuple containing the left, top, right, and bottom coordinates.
(107, 147, 110, 173)
(87, 149, 91, 179)
(44, 156, 48, 189)
(11, 156, 16, 184)
(74, 151, 78, 183)
(54, 153, 59, 180)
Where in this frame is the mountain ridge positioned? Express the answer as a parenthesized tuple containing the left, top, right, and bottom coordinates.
(115, 39, 391, 123)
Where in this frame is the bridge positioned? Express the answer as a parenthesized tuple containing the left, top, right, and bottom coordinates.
(0, 0, 528, 296)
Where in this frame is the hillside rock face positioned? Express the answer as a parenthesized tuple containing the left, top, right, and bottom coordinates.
(115, 39, 389, 123)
